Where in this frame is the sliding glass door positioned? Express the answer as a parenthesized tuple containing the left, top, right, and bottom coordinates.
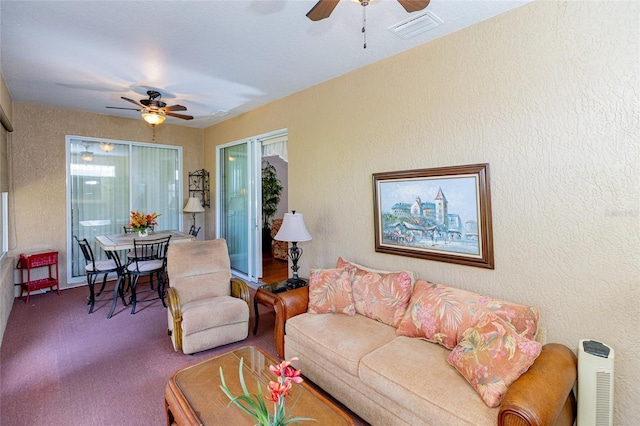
(67, 136, 181, 283)
(217, 140, 262, 281)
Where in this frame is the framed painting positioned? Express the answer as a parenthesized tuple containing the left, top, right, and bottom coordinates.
(373, 163, 494, 269)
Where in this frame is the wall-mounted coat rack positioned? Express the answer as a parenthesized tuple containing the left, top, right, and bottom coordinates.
(188, 169, 210, 207)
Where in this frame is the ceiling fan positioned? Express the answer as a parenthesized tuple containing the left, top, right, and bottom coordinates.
(306, 0, 430, 21)
(106, 90, 193, 125)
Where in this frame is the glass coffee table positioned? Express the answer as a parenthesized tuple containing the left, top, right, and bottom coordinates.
(165, 345, 354, 425)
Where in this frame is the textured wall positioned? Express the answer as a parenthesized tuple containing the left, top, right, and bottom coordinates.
(205, 2, 639, 424)
(0, 72, 13, 346)
(10, 103, 204, 288)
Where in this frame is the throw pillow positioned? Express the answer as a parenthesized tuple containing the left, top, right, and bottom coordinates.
(447, 313, 543, 408)
(396, 280, 539, 349)
(336, 257, 414, 327)
(307, 268, 355, 315)
(336, 257, 416, 285)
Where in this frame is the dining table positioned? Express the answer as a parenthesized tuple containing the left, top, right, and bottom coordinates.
(94, 230, 195, 318)
(95, 229, 195, 252)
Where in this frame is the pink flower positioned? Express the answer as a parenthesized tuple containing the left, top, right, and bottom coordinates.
(518, 339, 542, 358)
(269, 357, 303, 384)
(266, 379, 292, 403)
(416, 306, 437, 337)
(475, 364, 489, 380)
(479, 296, 492, 306)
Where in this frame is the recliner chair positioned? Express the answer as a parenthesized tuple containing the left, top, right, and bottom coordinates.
(166, 238, 250, 354)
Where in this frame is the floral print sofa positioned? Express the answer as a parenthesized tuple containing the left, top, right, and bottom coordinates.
(281, 258, 577, 426)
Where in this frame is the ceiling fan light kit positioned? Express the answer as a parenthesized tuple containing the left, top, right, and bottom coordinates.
(80, 142, 94, 162)
(100, 142, 114, 152)
(81, 151, 94, 162)
(142, 112, 166, 125)
(106, 90, 193, 126)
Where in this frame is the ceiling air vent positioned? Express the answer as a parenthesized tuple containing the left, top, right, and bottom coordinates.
(388, 11, 443, 39)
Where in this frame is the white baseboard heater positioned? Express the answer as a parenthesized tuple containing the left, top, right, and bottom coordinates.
(577, 339, 614, 426)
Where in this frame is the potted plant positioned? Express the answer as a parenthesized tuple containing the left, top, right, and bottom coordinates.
(262, 160, 283, 252)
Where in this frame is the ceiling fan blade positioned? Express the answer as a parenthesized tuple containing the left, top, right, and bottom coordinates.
(165, 104, 187, 112)
(106, 106, 141, 111)
(306, 0, 340, 21)
(396, 0, 430, 13)
(165, 112, 194, 120)
(121, 96, 146, 109)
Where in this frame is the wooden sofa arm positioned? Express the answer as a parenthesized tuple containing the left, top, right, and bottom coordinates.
(276, 285, 309, 322)
(499, 343, 577, 426)
(231, 277, 251, 333)
(272, 286, 309, 358)
(230, 277, 251, 306)
(166, 287, 183, 352)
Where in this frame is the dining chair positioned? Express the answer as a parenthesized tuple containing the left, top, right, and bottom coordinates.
(188, 225, 200, 238)
(74, 236, 127, 318)
(123, 225, 160, 291)
(127, 235, 171, 314)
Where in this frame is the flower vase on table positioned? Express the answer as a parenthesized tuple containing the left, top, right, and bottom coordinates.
(220, 357, 315, 426)
(129, 210, 161, 238)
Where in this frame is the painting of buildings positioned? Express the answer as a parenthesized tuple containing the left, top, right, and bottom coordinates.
(379, 176, 481, 256)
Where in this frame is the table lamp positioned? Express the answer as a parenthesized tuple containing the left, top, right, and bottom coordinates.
(183, 197, 205, 231)
(274, 211, 312, 288)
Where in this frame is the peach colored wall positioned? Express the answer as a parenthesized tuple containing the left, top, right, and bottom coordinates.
(10, 103, 205, 288)
(204, 2, 639, 424)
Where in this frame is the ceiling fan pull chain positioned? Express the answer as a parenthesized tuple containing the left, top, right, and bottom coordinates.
(362, 2, 367, 49)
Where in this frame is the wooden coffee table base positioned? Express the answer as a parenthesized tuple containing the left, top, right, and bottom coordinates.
(165, 345, 354, 426)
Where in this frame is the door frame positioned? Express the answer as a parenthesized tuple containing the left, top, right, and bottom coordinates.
(215, 129, 287, 283)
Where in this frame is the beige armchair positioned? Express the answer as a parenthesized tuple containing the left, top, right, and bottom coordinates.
(166, 239, 250, 355)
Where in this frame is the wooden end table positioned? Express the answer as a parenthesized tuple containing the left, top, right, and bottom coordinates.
(165, 345, 354, 425)
(253, 279, 307, 359)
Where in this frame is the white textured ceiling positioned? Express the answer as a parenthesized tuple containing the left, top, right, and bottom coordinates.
(0, 0, 531, 128)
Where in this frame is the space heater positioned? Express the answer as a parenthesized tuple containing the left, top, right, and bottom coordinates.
(577, 339, 614, 426)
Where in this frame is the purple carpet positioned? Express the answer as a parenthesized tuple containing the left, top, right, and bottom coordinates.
(1, 284, 360, 425)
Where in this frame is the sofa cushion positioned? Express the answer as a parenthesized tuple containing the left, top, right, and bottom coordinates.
(396, 280, 539, 349)
(360, 336, 498, 424)
(307, 268, 355, 315)
(285, 312, 397, 377)
(447, 313, 542, 408)
(336, 257, 414, 327)
(181, 295, 249, 336)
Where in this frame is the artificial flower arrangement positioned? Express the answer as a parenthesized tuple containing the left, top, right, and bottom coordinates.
(219, 357, 315, 426)
(129, 210, 161, 233)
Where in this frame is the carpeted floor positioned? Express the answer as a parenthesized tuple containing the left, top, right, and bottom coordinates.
(0, 284, 367, 425)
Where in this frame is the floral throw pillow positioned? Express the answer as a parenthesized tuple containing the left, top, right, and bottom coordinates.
(447, 313, 542, 408)
(307, 268, 355, 316)
(350, 270, 413, 327)
(396, 280, 539, 349)
(336, 257, 414, 327)
(396, 280, 483, 348)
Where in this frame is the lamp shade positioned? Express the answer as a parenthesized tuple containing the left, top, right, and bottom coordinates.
(142, 112, 166, 125)
(274, 212, 312, 242)
(183, 197, 205, 213)
(81, 150, 94, 162)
